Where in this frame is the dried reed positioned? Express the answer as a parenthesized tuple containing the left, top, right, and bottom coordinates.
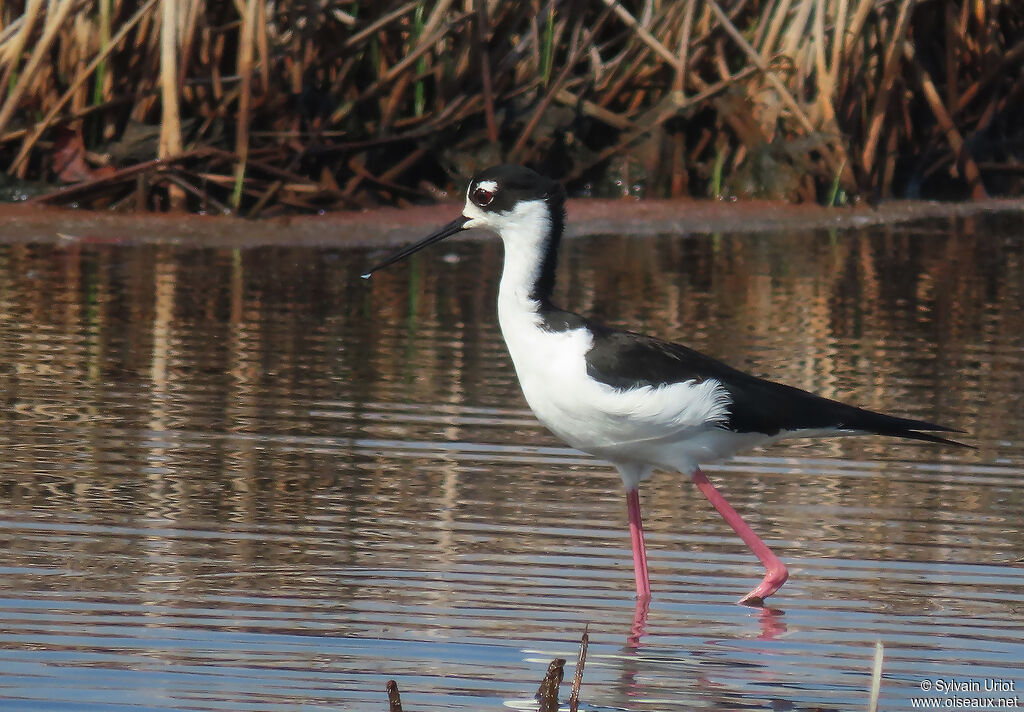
(0, 0, 1019, 213)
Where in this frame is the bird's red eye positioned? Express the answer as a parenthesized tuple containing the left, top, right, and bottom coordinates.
(472, 187, 495, 206)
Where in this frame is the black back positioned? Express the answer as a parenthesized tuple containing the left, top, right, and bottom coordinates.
(541, 305, 964, 446)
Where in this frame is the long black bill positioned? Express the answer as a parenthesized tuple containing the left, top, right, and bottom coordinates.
(361, 216, 470, 279)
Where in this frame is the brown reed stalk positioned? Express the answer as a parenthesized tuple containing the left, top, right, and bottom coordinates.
(158, 0, 184, 208)
(231, 0, 257, 212)
(705, 0, 815, 136)
(475, 0, 498, 143)
(904, 41, 987, 200)
(860, 0, 913, 178)
(674, 0, 697, 95)
(0, 0, 77, 140)
(510, 12, 589, 160)
(601, 0, 682, 70)
(0, 0, 44, 107)
(759, 0, 792, 58)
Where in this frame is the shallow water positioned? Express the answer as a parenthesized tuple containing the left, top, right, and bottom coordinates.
(0, 212, 1021, 711)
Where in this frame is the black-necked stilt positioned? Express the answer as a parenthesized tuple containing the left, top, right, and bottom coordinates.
(363, 164, 966, 606)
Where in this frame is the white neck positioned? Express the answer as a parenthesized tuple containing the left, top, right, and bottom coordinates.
(493, 200, 557, 331)
(498, 201, 551, 310)
(489, 200, 562, 388)
(460, 198, 555, 325)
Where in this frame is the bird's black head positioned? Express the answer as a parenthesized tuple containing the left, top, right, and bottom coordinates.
(465, 164, 565, 215)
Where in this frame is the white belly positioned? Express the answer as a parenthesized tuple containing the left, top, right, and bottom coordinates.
(497, 308, 758, 474)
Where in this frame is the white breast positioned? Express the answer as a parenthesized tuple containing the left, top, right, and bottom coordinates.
(496, 298, 750, 474)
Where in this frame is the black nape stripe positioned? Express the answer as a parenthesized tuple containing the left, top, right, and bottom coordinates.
(530, 186, 566, 303)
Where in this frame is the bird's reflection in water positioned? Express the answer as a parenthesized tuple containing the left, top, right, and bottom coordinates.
(626, 598, 786, 648)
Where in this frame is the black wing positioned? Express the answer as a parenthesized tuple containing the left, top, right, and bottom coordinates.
(578, 318, 967, 447)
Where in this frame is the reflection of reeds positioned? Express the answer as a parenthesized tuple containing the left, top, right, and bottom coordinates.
(0, 1, 1020, 212)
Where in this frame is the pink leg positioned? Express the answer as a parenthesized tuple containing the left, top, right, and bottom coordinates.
(691, 468, 789, 606)
(626, 488, 651, 599)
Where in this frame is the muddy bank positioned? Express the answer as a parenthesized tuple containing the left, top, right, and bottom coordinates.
(0, 198, 1021, 248)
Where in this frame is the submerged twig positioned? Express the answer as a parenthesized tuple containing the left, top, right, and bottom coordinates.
(386, 679, 403, 712)
(536, 658, 565, 712)
(569, 627, 589, 712)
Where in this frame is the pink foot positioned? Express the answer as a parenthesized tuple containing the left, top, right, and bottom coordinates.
(738, 562, 789, 607)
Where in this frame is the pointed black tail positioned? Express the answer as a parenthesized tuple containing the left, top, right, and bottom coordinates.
(851, 409, 971, 448)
